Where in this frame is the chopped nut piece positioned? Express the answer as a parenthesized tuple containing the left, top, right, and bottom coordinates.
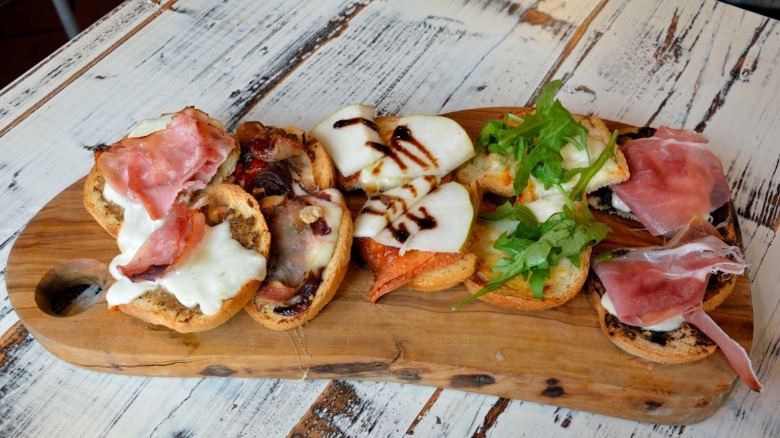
(299, 205, 323, 224)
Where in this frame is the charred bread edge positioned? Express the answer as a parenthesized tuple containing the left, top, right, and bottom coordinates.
(588, 275, 718, 364)
(244, 196, 353, 331)
(115, 184, 271, 333)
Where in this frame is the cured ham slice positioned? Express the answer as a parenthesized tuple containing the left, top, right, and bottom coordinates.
(593, 217, 761, 391)
(97, 107, 234, 220)
(592, 218, 745, 326)
(684, 308, 763, 391)
(357, 237, 463, 302)
(611, 127, 731, 236)
(118, 202, 206, 281)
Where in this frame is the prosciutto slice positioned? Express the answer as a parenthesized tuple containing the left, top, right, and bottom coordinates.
(97, 107, 234, 220)
(118, 202, 206, 282)
(684, 308, 763, 391)
(611, 127, 731, 236)
(592, 217, 761, 391)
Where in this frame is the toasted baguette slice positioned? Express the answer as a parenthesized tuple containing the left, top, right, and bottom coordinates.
(232, 122, 336, 194)
(588, 273, 719, 364)
(83, 111, 238, 238)
(245, 193, 353, 331)
(407, 253, 477, 292)
(586, 194, 742, 363)
(115, 184, 271, 333)
(355, 180, 479, 298)
(456, 111, 630, 197)
(464, 215, 591, 311)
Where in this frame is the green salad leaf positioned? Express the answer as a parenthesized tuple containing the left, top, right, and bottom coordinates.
(454, 80, 616, 310)
(475, 80, 589, 195)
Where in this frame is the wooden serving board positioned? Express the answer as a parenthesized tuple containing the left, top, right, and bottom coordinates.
(6, 108, 754, 425)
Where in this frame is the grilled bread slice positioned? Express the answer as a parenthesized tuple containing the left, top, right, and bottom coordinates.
(114, 184, 271, 333)
(244, 191, 353, 330)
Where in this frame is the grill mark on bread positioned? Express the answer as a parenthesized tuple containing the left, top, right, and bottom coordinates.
(604, 313, 716, 348)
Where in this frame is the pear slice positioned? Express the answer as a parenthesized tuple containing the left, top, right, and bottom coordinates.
(358, 115, 474, 191)
(373, 182, 474, 255)
(354, 175, 440, 238)
(310, 104, 388, 176)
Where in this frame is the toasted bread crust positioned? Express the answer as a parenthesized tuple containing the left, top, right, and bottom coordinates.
(407, 253, 478, 292)
(244, 196, 353, 331)
(465, 248, 591, 311)
(115, 184, 270, 333)
(83, 166, 123, 238)
(588, 275, 718, 364)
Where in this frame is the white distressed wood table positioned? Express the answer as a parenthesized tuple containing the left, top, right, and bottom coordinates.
(1, 0, 778, 435)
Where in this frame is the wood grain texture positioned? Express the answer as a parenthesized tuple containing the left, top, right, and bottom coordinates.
(1, 0, 778, 436)
(6, 109, 755, 425)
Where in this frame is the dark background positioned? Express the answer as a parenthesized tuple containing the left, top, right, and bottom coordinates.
(0, 0, 778, 91)
(0, 0, 123, 89)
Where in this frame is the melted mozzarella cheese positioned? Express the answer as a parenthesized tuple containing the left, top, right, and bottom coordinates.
(522, 176, 577, 222)
(611, 192, 632, 213)
(104, 182, 267, 316)
(520, 124, 619, 222)
(127, 114, 174, 138)
(600, 292, 684, 332)
(306, 189, 344, 270)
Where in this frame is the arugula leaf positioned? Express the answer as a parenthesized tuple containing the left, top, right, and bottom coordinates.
(566, 130, 619, 201)
(474, 80, 590, 195)
(479, 201, 539, 228)
(453, 201, 610, 309)
(453, 80, 619, 309)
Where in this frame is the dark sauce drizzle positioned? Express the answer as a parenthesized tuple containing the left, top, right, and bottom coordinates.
(360, 176, 441, 239)
(387, 206, 438, 244)
(334, 117, 391, 155)
(386, 125, 439, 172)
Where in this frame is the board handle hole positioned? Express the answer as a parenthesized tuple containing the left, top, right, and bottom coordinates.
(36, 259, 110, 317)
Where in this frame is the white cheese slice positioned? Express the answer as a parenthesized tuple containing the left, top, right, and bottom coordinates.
(600, 292, 684, 332)
(354, 175, 440, 238)
(358, 115, 474, 187)
(611, 192, 632, 213)
(373, 182, 473, 255)
(310, 104, 387, 176)
(127, 114, 174, 138)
